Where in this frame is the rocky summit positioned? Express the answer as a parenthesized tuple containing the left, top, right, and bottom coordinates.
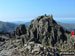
(0, 15, 75, 56)
(27, 15, 70, 47)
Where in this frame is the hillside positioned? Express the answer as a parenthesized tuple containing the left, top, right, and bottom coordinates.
(11, 21, 29, 27)
(0, 21, 18, 32)
(0, 20, 75, 33)
(57, 22, 75, 32)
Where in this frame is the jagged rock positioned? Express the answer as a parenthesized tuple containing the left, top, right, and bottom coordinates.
(27, 15, 69, 46)
(70, 35, 75, 49)
(15, 24, 27, 36)
(71, 35, 75, 42)
(0, 31, 11, 42)
(13, 15, 70, 47)
(0, 15, 75, 56)
(0, 42, 60, 56)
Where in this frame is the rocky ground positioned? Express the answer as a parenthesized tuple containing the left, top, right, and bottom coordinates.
(0, 15, 75, 56)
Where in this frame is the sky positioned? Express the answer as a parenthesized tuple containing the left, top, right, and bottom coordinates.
(0, 0, 75, 23)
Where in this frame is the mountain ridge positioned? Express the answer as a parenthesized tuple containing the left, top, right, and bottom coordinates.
(0, 20, 75, 32)
(0, 21, 18, 32)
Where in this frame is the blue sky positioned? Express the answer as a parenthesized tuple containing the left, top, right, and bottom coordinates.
(0, 0, 75, 23)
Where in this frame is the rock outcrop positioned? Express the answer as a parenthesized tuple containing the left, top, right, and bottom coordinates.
(26, 15, 69, 47)
(15, 24, 27, 36)
(1, 15, 75, 56)
(0, 42, 60, 56)
(0, 31, 11, 42)
(14, 15, 70, 47)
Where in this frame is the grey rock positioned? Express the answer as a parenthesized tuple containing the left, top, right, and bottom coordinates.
(27, 15, 69, 47)
(15, 24, 27, 36)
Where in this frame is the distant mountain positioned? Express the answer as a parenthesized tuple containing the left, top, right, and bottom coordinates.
(0, 21, 29, 32)
(0, 20, 74, 33)
(11, 21, 26, 25)
(57, 22, 75, 32)
(11, 21, 30, 27)
(24, 21, 75, 32)
(0, 21, 18, 32)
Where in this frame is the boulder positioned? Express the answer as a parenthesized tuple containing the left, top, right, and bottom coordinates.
(15, 24, 27, 36)
(0, 31, 11, 42)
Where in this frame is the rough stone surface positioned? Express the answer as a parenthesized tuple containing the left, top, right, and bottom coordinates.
(27, 15, 69, 47)
(15, 24, 27, 36)
(0, 42, 60, 56)
(0, 15, 75, 56)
